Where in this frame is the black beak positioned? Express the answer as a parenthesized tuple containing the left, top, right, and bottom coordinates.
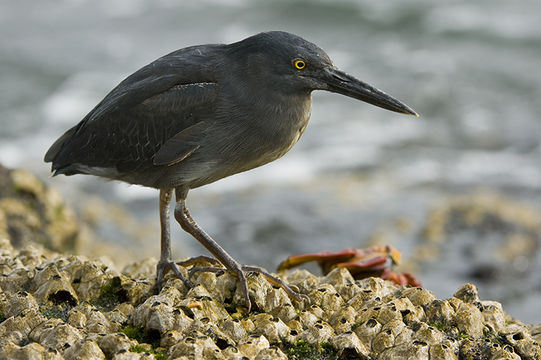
(320, 67, 418, 116)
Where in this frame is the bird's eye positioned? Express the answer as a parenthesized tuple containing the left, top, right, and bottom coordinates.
(294, 59, 306, 70)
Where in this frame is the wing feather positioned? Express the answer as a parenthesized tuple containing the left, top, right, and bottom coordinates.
(45, 44, 223, 177)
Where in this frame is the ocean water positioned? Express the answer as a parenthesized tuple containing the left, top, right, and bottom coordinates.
(1, 0, 541, 322)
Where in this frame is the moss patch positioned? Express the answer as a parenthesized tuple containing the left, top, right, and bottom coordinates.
(93, 277, 128, 311)
(285, 340, 338, 360)
(40, 303, 70, 322)
(121, 325, 161, 349)
(130, 344, 167, 360)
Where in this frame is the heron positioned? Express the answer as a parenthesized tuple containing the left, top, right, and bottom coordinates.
(45, 31, 417, 311)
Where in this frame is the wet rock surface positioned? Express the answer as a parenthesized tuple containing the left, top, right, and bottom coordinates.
(1, 238, 540, 360)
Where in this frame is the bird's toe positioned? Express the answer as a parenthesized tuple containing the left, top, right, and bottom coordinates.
(156, 260, 194, 290)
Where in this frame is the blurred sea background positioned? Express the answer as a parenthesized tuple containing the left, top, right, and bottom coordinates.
(1, 0, 540, 322)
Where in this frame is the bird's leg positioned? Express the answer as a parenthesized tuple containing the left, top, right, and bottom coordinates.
(173, 189, 250, 311)
(156, 188, 192, 289)
(173, 188, 308, 311)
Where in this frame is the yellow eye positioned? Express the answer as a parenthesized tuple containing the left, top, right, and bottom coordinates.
(294, 59, 306, 70)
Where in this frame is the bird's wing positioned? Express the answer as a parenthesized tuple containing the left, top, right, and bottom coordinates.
(45, 45, 223, 175)
(153, 120, 208, 166)
(82, 45, 222, 127)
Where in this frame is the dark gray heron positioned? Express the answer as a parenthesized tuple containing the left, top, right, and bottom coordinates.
(45, 31, 417, 311)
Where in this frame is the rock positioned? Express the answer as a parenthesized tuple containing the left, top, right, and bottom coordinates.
(1, 165, 540, 360)
(254, 345, 287, 360)
(3, 291, 40, 318)
(1, 242, 540, 360)
(0, 164, 80, 252)
(0, 342, 64, 360)
(96, 333, 134, 358)
(169, 333, 222, 359)
(237, 335, 270, 359)
(63, 339, 106, 360)
(29, 319, 83, 353)
(454, 301, 484, 338)
(329, 330, 370, 357)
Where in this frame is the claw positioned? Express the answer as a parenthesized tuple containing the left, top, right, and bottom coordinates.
(242, 265, 310, 304)
(185, 263, 307, 312)
(156, 260, 194, 290)
(277, 248, 359, 272)
(188, 265, 226, 277)
(177, 256, 222, 268)
(278, 245, 421, 287)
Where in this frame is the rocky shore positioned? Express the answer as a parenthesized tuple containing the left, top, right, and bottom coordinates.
(1, 240, 540, 360)
(0, 166, 540, 359)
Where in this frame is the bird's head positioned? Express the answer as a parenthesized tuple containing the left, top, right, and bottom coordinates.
(226, 31, 417, 116)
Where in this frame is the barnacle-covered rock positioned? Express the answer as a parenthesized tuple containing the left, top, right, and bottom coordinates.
(500, 324, 541, 360)
(269, 302, 298, 323)
(31, 261, 79, 307)
(96, 333, 134, 358)
(354, 318, 382, 348)
(330, 330, 370, 357)
(321, 267, 359, 300)
(218, 318, 248, 344)
(0, 308, 47, 348)
(372, 326, 395, 353)
(454, 283, 480, 304)
(328, 305, 356, 334)
(3, 291, 40, 318)
(169, 333, 223, 359)
(379, 340, 430, 360)
(402, 286, 437, 308)
(179, 285, 230, 322)
(1, 177, 540, 360)
(280, 268, 319, 294)
(0, 342, 64, 360)
(300, 319, 335, 344)
(237, 334, 270, 358)
(63, 339, 106, 360)
(0, 165, 80, 252)
(251, 313, 289, 343)
(254, 345, 288, 360)
(426, 299, 455, 326)
(221, 345, 244, 359)
(479, 300, 507, 333)
(459, 338, 520, 360)
(29, 319, 83, 353)
(429, 343, 459, 360)
(414, 322, 444, 345)
(307, 283, 344, 315)
(454, 301, 484, 338)
(131, 287, 188, 333)
(1, 240, 540, 360)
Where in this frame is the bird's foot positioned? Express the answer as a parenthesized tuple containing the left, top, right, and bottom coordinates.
(189, 264, 310, 312)
(241, 265, 310, 303)
(177, 255, 222, 268)
(156, 260, 194, 290)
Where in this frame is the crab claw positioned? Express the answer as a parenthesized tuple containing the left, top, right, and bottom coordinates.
(278, 246, 400, 274)
(277, 248, 359, 272)
(277, 245, 421, 287)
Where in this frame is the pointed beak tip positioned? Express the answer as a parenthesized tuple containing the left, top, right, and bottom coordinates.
(402, 106, 419, 117)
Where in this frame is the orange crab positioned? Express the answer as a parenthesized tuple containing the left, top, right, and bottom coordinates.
(277, 245, 421, 287)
